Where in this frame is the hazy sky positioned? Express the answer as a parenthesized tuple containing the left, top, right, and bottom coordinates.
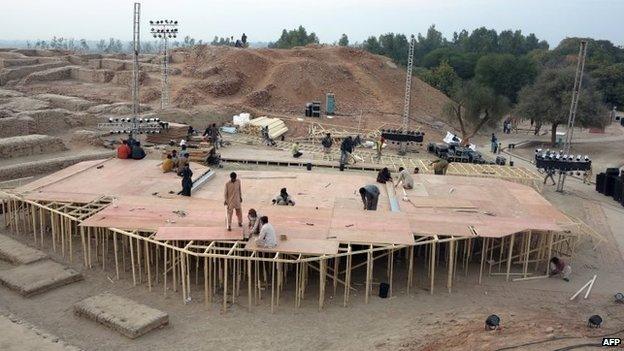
(1, 0, 622, 46)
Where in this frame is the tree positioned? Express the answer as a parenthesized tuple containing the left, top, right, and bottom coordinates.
(419, 60, 460, 96)
(96, 39, 107, 52)
(268, 26, 319, 49)
(443, 81, 509, 142)
(79, 39, 89, 53)
(515, 68, 608, 145)
(592, 63, 624, 107)
(474, 53, 537, 103)
(422, 47, 478, 79)
(338, 34, 349, 47)
(363, 36, 382, 54)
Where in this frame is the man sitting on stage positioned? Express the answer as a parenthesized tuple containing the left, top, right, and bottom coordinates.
(256, 216, 277, 248)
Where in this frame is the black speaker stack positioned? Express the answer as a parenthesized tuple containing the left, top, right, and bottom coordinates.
(304, 102, 321, 117)
(534, 149, 592, 172)
(596, 168, 624, 206)
(381, 129, 425, 143)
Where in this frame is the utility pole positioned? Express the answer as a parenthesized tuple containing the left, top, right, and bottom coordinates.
(150, 19, 179, 110)
(556, 40, 588, 192)
(399, 35, 415, 155)
(132, 2, 141, 116)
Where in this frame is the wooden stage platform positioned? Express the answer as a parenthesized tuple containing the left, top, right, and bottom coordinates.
(1, 158, 585, 313)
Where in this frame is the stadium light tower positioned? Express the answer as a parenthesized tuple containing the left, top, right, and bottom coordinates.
(98, 3, 169, 138)
(150, 19, 179, 110)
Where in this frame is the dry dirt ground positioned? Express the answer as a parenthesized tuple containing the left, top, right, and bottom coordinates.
(0, 160, 623, 351)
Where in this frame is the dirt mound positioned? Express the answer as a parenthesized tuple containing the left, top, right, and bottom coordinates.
(169, 45, 451, 130)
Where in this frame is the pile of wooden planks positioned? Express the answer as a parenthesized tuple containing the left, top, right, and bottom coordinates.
(146, 122, 189, 145)
(240, 117, 288, 139)
(161, 143, 214, 163)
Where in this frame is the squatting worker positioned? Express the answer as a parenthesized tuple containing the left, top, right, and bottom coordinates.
(549, 257, 572, 282)
(430, 158, 449, 175)
(162, 154, 174, 173)
(359, 184, 380, 211)
(247, 208, 262, 238)
(117, 140, 131, 159)
(395, 167, 414, 190)
(224, 172, 243, 231)
(256, 216, 277, 248)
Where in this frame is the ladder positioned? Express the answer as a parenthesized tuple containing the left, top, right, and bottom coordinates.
(399, 35, 416, 155)
(556, 40, 588, 192)
(132, 2, 141, 115)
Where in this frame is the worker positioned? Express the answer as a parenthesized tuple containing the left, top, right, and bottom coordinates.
(413, 167, 420, 175)
(272, 188, 295, 206)
(583, 165, 593, 185)
(430, 158, 449, 175)
(255, 216, 277, 248)
(491, 133, 498, 153)
(376, 167, 392, 184)
(549, 257, 571, 282)
(321, 133, 333, 154)
(162, 154, 174, 173)
(116, 140, 131, 159)
(395, 167, 414, 190)
(130, 141, 146, 160)
(374, 136, 385, 162)
(291, 142, 303, 158)
(171, 150, 179, 171)
(211, 124, 222, 150)
(224, 172, 243, 231)
(206, 148, 221, 166)
(180, 144, 188, 157)
(247, 208, 262, 238)
(359, 185, 380, 211)
(544, 169, 556, 185)
(340, 136, 354, 166)
(180, 163, 193, 196)
(177, 153, 190, 176)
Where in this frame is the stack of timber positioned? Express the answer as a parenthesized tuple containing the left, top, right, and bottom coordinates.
(161, 142, 214, 163)
(241, 117, 288, 139)
(146, 122, 189, 145)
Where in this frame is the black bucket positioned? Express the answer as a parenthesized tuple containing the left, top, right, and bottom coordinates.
(306, 163, 312, 171)
(379, 283, 389, 298)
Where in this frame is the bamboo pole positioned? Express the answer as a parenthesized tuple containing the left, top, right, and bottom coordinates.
(523, 231, 532, 278)
(407, 246, 414, 295)
(430, 242, 436, 295)
(479, 238, 487, 285)
(505, 234, 516, 282)
(447, 240, 455, 293)
(365, 248, 372, 304)
(247, 258, 252, 312)
(271, 261, 275, 313)
(129, 235, 136, 286)
(546, 231, 554, 276)
(223, 258, 228, 313)
(113, 232, 119, 279)
(145, 240, 152, 291)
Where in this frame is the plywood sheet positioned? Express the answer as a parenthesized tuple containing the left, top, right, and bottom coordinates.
(245, 237, 339, 255)
(154, 226, 243, 241)
(330, 210, 414, 245)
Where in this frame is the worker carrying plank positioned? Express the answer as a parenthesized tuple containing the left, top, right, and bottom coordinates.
(359, 184, 380, 210)
(224, 172, 243, 231)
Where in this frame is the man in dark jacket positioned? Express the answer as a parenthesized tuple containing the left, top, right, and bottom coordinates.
(359, 184, 380, 210)
(340, 136, 353, 166)
(130, 141, 146, 160)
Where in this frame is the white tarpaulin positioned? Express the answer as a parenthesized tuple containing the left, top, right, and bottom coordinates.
(443, 131, 476, 150)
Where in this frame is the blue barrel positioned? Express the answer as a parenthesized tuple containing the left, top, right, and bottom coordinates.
(326, 93, 335, 115)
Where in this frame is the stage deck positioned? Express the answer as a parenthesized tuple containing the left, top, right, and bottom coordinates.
(15, 158, 210, 203)
(14, 160, 573, 255)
